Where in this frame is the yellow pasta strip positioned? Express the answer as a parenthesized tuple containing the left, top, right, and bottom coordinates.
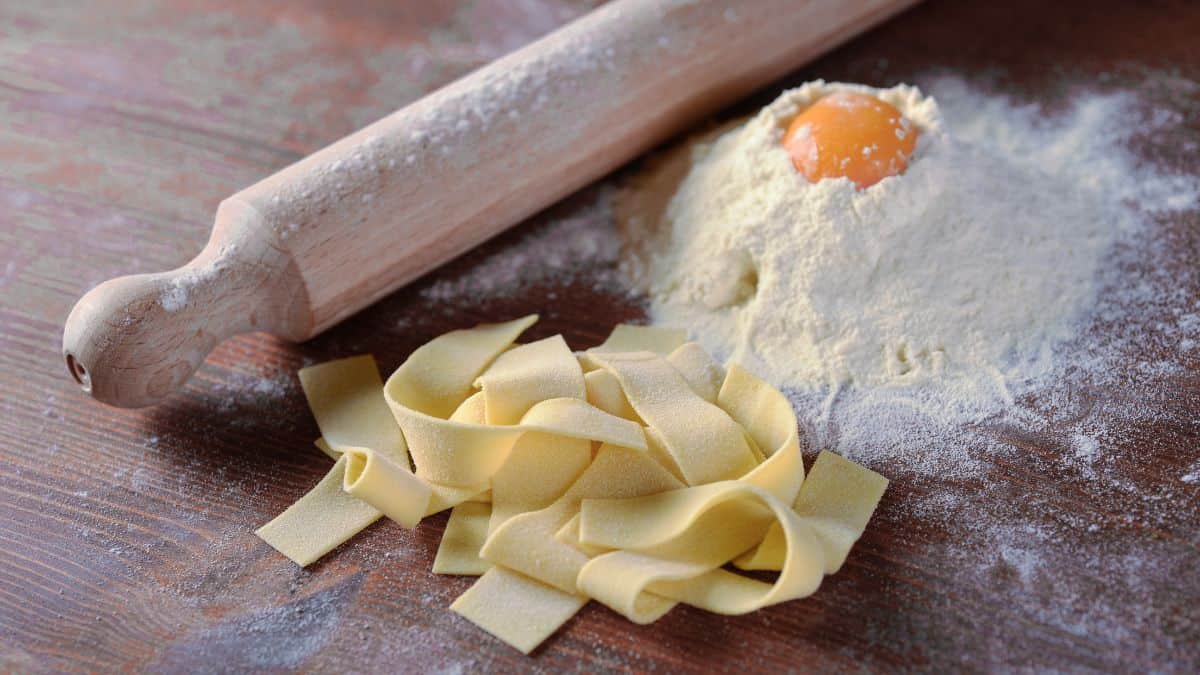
(742, 428, 767, 465)
(450, 567, 587, 655)
(388, 397, 646, 488)
(424, 481, 491, 517)
(449, 391, 486, 423)
(420, 391, 492, 516)
(385, 319, 644, 489)
(591, 324, 687, 355)
(736, 451, 888, 572)
(489, 432, 591, 537)
(641, 427, 686, 484)
(583, 369, 641, 422)
(433, 501, 492, 575)
(445, 335, 596, 535)
(383, 317, 533, 487)
(424, 392, 492, 515)
(588, 351, 758, 486)
(575, 483, 820, 623)
(576, 451, 886, 622)
(577, 324, 687, 372)
(454, 444, 683, 653)
(580, 341, 722, 425)
(314, 437, 339, 460)
(518, 398, 647, 448)
(341, 447, 431, 529)
(256, 455, 381, 566)
(387, 315, 538, 419)
(718, 364, 805, 503)
(666, 341, 726, 403)
(476, 335, 585, 426)
(553, 513, 608, 557)
(299, 355, 409, 464)
(578, 485, 775, 563)
(479, 444, 683, 595)
(576, 360, 811, 584)
(257, 355, 418, 566)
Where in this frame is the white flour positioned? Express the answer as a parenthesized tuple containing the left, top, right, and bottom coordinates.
(626, 81, 1129, 405)
(615, 79, 1199, 493)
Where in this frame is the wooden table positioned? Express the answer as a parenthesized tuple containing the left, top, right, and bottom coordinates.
(2, 1, 1197, 671)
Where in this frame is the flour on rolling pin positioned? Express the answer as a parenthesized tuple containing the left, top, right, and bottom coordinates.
(63, 0, 920, 408)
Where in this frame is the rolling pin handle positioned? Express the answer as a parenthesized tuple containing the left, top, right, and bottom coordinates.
(62, 205, 311, 408)
(62, 268, 227, 407)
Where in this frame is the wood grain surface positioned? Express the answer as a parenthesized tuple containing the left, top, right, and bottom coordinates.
(1, 1, 1198, 672)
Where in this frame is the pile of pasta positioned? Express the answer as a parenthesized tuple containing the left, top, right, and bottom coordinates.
(257, 316, 888, 653)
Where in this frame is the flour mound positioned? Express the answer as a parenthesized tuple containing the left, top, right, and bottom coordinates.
(625, 81, 1124, 398)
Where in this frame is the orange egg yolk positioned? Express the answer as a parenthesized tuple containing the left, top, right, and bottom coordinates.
(783, 91, 918, 189)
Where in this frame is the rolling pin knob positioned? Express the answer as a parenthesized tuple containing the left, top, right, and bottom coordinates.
(62, 201, 312, 407)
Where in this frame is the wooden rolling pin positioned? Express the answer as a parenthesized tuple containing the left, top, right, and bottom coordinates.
(62, 0, 917, 407)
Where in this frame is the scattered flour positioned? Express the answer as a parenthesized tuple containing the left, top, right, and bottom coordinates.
(419, 186, 626, 305)
(159, 280, 189, 312)
(1183, 465, 1200, 485)
(157, 249, 231, 312)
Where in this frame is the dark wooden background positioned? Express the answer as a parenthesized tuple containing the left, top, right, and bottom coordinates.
(2, 1, 1198, 672)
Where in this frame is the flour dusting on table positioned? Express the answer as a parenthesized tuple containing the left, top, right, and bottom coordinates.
(420, 187, 626, 304)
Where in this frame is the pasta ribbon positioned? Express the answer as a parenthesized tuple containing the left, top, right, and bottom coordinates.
(341, 447, 431, 529)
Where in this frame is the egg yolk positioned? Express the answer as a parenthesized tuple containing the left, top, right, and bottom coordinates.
(783, 91, 918, 189)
